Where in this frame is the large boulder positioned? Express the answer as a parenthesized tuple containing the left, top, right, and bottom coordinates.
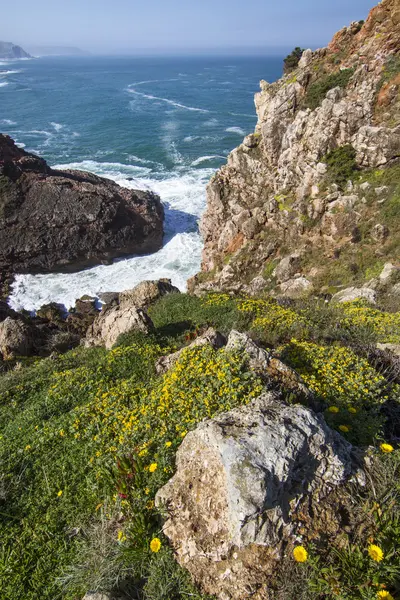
(0, 317, 35, 358)
(85, 305, 153, 349)
(0, 135, 164, 274)
(119, 278, 179, 310)
(332, 286, 377, 304)
(156, 393, 357, 600)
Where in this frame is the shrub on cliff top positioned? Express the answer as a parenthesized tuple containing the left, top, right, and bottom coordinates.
(304, 68, 355, 110)
(284, 47, 305, 74)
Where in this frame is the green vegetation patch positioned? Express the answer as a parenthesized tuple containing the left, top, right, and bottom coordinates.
(283, 47, 305, 74)
(322, 144, 358, 190)
(304, 68, 355, 110)
(0, 323, 263, 599)
(280, 339, 388, 445)
(1, 290, 400, 599)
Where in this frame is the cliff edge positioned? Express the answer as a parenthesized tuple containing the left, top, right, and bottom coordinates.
(190, 0, 400, 299)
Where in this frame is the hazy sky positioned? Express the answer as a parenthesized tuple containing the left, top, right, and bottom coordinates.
(3, 0, 377, 54)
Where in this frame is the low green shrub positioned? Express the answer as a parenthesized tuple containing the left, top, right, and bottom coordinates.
(305, 68, 355, 110)
(323, 144, 358, 190)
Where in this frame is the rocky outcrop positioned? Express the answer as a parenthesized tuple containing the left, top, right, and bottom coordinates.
(85, 279, 180, 348)
(0, 41, 31, 59)
(119, 279, 179, 310)
(157, 393, 358, 600)
(191, 0, 400, 297)
(0, 317, 35, 358)
(85, 305, 153, 349)
(0, 135, 164, 275)
(332, 286, 377, 304)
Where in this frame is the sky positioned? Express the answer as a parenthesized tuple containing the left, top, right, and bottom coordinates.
(1, 0, 378, 54)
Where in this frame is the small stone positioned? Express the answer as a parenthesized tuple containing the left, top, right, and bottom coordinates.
(371, 223, 389, 243)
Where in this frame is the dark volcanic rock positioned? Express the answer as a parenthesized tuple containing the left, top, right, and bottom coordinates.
(0, 135, 164, 274)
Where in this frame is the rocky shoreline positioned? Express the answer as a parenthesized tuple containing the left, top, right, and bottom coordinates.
(0, 135, 164, 277)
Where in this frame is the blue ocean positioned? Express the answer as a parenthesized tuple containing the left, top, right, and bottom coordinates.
(0, 55, 283, 310)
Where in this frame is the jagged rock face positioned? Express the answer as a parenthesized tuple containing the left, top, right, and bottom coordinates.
(0, 135, 164, 274)
(193, 0, 400, 296)
(156, 393, 356, 600)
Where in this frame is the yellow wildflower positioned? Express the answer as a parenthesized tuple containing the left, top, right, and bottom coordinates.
(57, 490, 63, 497)
(165, 441, 172, 448)
(117, 530, 126, 543)
(348, 407, 357, 414)
(339, 425, 350, 433)
(380, 443, 394, 453)
(149, 463, 158, 473)
(25, 445, 31, 451)
(293, 546, 308, 562)
(377, 591, 394, 600)
(150, 537, 162, 553)
(368, 544, 384, 562)
(328, 406, 339, 413)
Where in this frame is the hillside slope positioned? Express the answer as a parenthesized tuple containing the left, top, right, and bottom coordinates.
(190, 0, 400, 299)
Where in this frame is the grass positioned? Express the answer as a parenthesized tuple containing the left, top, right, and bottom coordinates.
(0, 292, 399, 599)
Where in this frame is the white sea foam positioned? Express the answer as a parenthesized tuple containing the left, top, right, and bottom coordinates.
(229, 112, 257, 118)
(127, 88, 209, 113)
(225, 126, 245, 135)
(191, 155, 226, 166)
(0, 119, 16, 125)
(0, 82, 9, 87)
(202, 118, 219, 127)
(9, 162, 216, 311)
(50, 122, 64, 131)
(0, 70, 21, 76)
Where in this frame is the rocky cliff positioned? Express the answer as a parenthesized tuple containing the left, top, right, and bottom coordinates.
(0, 41, 31, 59)
(0, 135, 164, 275)
(190, 0, 400, 299)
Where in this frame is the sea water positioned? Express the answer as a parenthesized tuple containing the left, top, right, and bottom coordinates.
(0, 55, 283, 310)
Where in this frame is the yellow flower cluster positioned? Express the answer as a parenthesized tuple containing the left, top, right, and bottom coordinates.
(282, 339, 387, 410)
(237, 298, 309, 337)
(53, 343, 263, 499)
(340, 301, 400, 343)
(202, 293, 232, 306)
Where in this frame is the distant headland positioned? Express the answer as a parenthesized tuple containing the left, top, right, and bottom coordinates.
(0, 41, 31, 59)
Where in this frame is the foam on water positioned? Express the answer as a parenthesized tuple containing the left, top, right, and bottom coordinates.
(9, 161, 215, 311)
(0, 70, 21, 76)
(191, 155, 226, 166)
(127, 87, 209, 113)
(0, 82, 9, 87)
(226, 126, 246, 135)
